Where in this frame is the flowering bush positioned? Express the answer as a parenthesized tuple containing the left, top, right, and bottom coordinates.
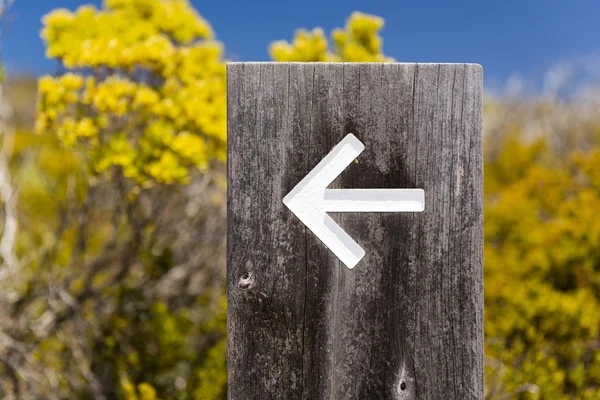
(36, 0, 226, 185)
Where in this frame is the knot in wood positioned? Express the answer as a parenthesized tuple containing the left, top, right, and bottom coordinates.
(238, 272, 254, 290)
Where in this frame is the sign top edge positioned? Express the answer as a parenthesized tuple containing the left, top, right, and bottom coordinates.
(226, 61, 482, 69)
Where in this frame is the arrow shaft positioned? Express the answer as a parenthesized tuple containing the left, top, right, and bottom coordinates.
(322, 189, 425, 212)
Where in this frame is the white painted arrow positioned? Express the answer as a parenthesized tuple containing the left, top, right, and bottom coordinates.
(283, 134, 425, 269)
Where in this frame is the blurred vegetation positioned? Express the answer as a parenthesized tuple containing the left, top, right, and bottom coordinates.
(483, 98, 600, 399)
(0, 0, 597, 399)
(2, 0, 227, 399)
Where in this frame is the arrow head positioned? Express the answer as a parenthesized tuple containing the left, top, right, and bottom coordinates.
(283, 134, 365, 269)
(283, 133, 364, 209)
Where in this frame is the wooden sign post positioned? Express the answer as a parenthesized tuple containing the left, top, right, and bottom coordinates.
(227, 62, 483, 400)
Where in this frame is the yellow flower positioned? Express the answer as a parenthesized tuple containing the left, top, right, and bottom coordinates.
(270, 12, 393, 63)
(38, 76, 57, 95)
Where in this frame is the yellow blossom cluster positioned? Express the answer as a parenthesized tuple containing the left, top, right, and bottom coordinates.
(36, 0, 226, 186)
(270, 12, 394, 62)
(270, 28, 331, 62)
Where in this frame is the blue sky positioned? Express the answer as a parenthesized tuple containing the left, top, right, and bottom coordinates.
(3, 0, 600, 92)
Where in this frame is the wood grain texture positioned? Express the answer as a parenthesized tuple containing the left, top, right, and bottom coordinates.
(227, 63, 483, 400)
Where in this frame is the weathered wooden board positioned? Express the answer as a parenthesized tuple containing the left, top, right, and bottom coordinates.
(227, 62, 483, 400)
